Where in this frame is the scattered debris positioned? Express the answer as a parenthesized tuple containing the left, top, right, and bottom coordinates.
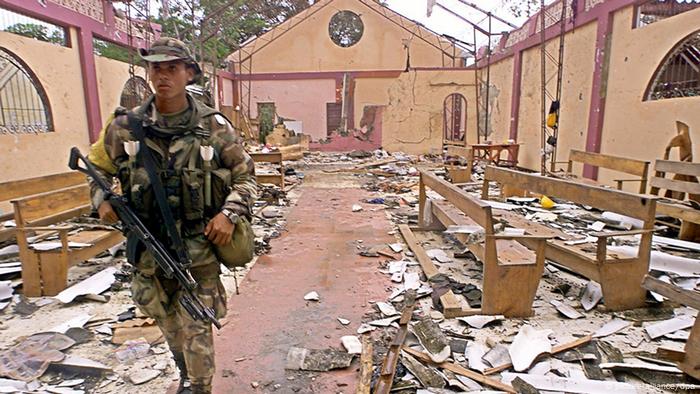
(284, 347, 354, 371)
(54, 267, 117, 304)
(594, 319, 632, 338)
(509, 326, 553, 372)
(303, 291, 320, 301)
(129, 368, 161, 385)
(411, 317, 451, 363)
(340, 336, 362, 354)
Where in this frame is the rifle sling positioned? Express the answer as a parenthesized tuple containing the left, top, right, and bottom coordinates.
(127, 112, 191, 267)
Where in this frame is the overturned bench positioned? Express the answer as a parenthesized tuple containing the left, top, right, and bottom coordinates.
(415, 169, 549, 317)
(13, 183, 124, 296)
(482, 166, 658, 311)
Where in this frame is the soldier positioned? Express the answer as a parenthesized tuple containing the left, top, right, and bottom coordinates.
(87, 38, 257, 394)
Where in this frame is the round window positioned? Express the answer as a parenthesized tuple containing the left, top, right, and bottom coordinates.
(329, 10, 364, 48)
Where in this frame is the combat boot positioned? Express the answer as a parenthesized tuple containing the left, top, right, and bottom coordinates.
(172, 351, 191, 393)
(190, 384, 211, 394)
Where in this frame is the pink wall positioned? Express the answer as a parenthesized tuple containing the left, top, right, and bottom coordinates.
(250, 79, 336, 140)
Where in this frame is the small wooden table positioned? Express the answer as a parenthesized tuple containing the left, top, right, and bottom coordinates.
(472, 143, 520, 167)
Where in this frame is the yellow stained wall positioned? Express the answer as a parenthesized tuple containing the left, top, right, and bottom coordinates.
(232, 0, 454, 73)
(0, 28, 90, 182)
(95, 55, 147, 121)
(599, 6, 700, 188)
(382, 69, 476, 155)
(512, 20, 597, 171)
(0, 29, 142, 182)
(353, 77, 394, 127)
(483, 58, 513, 144)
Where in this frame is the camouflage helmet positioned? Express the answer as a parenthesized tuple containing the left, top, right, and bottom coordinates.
(139, 37, 202, 85)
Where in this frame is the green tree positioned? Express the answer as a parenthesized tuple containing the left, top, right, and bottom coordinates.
(93, 39, 135, 63)
(5, 23, 65, 45)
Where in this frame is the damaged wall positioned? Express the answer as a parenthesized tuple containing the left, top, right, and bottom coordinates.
(483, 2, 700, 186)
(249, 79, 337, 140)
(230, 0, 457, 74)
(381, 69, 477, 155)
(514, 20, 597, 171)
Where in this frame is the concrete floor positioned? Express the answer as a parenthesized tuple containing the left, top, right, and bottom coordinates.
(213, 185, 394, 393)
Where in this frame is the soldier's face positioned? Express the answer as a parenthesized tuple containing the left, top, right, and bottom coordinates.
(148, 60, 194, 100)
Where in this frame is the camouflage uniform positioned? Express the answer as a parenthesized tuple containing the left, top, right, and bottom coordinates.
(88, 38, 256, 394)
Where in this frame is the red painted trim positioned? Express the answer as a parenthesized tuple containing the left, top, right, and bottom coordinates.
(77, 28, 102, 143)
(218, 70, 236, 80)
(0, 0, 155, 48)
(347, 77, 356, 130)
(508, 50, 523, 141)
(583, 11, 614, 180)
(489, 0, 638, 65)
(230, 70, 403, 81)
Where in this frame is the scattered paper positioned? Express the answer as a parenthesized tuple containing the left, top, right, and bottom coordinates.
(593, 319, 631, 338)
(304, 291, 320, 301)
(550, 300, 583, 319)
(509, 326, 552, 372)
(341, 336, 362, 354)
(55, 267, 117, 304)
(30, 242, 91, 251)
(644, 315, 695, 339)
(457, 315, 504, 329)
(50, 314, 92, 334)
(337, 318, 350, 325)
(426, 249, 452, 263)
(581, 281, 603, 311)
(501, 372, 637, 393)
(376, 302, 399, 317)
(388, 243, 403, 253)
(466, 341, 489, 373)
(352, 204, 363, 212)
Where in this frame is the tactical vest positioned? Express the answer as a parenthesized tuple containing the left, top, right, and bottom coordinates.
(116, 97, 232, 238)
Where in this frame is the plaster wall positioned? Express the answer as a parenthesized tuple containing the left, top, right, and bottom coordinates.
(599, 6, 700, 189)
(482, 58, 513, 143)
(382, 69, 476, 155)
(94, 55, 147, 120)
(513, 20, 597, 171)
(353, 77, 394, 127)
(249, 79, 336, 140)
(231, 0, 454, 74)
(0, 28, 91, 182)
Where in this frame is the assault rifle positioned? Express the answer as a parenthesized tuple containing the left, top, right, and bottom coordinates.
(69, 147, 221, 329)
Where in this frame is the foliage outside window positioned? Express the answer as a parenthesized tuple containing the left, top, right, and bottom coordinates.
(0, 7, 67, 46)
(635, 0, 700, 28)
(645, 31, 700, 101)
(329, 10, 364, 48)
(93, 38, 137, 64)
(0, 48, 53, 134)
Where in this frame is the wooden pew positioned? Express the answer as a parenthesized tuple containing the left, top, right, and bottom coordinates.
(648, 160, 700, 241)
(0, 172, 86, 242)
(482, 166, 658, 311)
(444, 145, 473, 184)
(642, 275, 700, 380)
(250, 151, 285, 187)
(12, 184, 124, 296)
(556, 149, 650, 193)
(418, 169, 550, 317)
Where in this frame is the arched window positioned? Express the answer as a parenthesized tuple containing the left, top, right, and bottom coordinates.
(0, 47, 53, 134)
(645, 30, 700, 101)
(443, 93, 467, 143)
(120, 76, 152, 109)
